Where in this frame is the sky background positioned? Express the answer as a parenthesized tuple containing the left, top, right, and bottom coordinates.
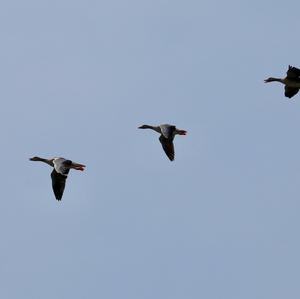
(1, 0, 300, 298)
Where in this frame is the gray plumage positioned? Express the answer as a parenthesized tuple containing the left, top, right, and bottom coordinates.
(138, 124, 187, 161)
(30, 156, 86, 201)
(265, 65, 300, 98)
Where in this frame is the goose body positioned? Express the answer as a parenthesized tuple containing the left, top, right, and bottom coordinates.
(265, 65, 300, 98)
(30, 156, 86, 201)
(138, 124, 187, 161)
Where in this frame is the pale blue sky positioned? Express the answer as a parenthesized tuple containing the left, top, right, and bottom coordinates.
(1, 0, 300, 298)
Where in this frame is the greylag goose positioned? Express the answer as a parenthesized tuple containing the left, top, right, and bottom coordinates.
(265, 65, 300, 98)
(29, 156, 86, 201)
(138, 124, 187, 161)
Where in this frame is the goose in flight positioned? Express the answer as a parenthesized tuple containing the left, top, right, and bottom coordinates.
(138, 124, 187, 161)
(29, 156, 86, 201)
(265, 65, 300, 98)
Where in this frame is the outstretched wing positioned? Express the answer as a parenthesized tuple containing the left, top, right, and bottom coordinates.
(287, 65, 300, 79)
(285, 86, 299, 98)
(51, 169, 68, 201)
(159, 135, 175, 161)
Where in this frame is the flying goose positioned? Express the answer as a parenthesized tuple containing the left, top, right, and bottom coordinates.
(265, 65, 300, 98)
(29, 156, 86, 201)
(138, 124, 187, 161)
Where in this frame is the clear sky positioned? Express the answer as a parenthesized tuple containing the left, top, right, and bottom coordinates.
(1, 0, 300, 298)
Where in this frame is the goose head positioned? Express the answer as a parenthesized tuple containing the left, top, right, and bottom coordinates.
(70, 162, 86, 171)
(264, 77, 282, 83)
(138, 125, 152, 129)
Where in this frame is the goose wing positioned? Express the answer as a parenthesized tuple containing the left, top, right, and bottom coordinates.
(51, 169, 68, 201)
(284, 86, 299, 98)
(160, 124, 176, 139)
(159, 135, 175, 161)
(287, 66, 300, 79)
